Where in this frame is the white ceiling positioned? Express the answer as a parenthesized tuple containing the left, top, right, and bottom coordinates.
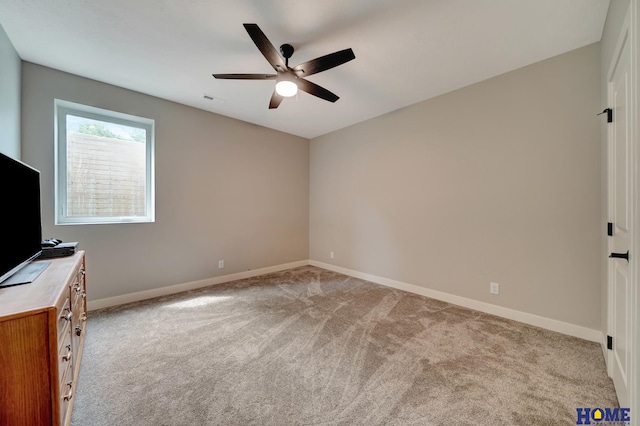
(0, 0, 609, 139)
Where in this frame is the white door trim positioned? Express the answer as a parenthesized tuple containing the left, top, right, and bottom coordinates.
(630, 0, 639, 421)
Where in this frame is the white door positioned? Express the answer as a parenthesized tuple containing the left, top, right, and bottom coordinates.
(607, 11, 633, 410)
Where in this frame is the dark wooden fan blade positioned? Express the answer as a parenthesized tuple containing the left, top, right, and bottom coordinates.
(213, 73, 277, 80)
(243, 23, 288, 72)
(293, 48, 355, 77)
(297, 78, 339, 103)
(269, 90, 284, 109)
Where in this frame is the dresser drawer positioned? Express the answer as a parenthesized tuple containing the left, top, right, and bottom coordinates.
(59, 358, 74, 426)
(71, 264, 85, 293)
(72, 267, 87, 310)
(72, 286, 86, 313)
(57, 297, 72, 340)
(58, 322, 73, 380)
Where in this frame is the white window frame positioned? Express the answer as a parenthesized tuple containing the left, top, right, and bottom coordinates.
(54, 99, 155, 225)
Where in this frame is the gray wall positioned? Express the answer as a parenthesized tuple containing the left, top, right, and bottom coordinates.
(309, 43, 602, 330)
(0, 22, 20, 159)
(21, 63, 310, 301)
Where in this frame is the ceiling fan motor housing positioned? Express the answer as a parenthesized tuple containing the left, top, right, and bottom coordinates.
(280, 43, 294, 60)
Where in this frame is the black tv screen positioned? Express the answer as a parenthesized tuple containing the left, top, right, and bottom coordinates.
(0, 153, 42, 285)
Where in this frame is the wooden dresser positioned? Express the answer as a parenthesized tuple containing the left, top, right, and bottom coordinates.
(0, 251, 87, 426)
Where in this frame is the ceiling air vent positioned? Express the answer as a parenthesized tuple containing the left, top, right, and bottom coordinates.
(202, 94, 226, 105)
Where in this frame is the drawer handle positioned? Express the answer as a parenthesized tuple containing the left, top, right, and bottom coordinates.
(62, 347, 72, 362)
(63, 389, 73, 401)
(60, 312, 72, 322)
(75, 326, 82, 337)
(80, 312, 87, 321)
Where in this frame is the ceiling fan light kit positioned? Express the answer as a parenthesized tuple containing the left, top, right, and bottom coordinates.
(275, 80, 297, 97)
(213, 23, 355, 109)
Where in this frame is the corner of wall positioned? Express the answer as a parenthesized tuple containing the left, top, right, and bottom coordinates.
(0, 22, 21, 159)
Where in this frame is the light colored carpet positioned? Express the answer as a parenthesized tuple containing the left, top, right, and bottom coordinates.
(71, 266, 618, 425)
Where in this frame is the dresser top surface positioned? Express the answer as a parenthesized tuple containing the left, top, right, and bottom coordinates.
(0, 251, 85, 318)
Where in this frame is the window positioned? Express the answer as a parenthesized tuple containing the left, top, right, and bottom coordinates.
(55, 100, 155, 225)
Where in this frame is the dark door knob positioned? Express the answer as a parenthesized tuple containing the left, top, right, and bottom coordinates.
(609, 251, 629, 262)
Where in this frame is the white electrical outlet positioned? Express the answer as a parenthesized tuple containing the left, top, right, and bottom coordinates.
(490, 282, 500, 295)
(218, 260, 225, 269)
(330, 251, 334, 259)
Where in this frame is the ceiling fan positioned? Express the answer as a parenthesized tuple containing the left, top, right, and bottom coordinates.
(213, 24, 356, 109)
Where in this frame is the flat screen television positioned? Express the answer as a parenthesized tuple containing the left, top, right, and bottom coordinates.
(0, 152, 43, 285)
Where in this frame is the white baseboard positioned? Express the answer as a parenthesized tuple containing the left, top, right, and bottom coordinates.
(88, 260, 309, 311)
(89, 258, 604, 343)
(309, 260, 604, 343)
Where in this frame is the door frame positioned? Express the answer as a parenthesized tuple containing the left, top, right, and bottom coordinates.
(631, 0, 639, 420)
